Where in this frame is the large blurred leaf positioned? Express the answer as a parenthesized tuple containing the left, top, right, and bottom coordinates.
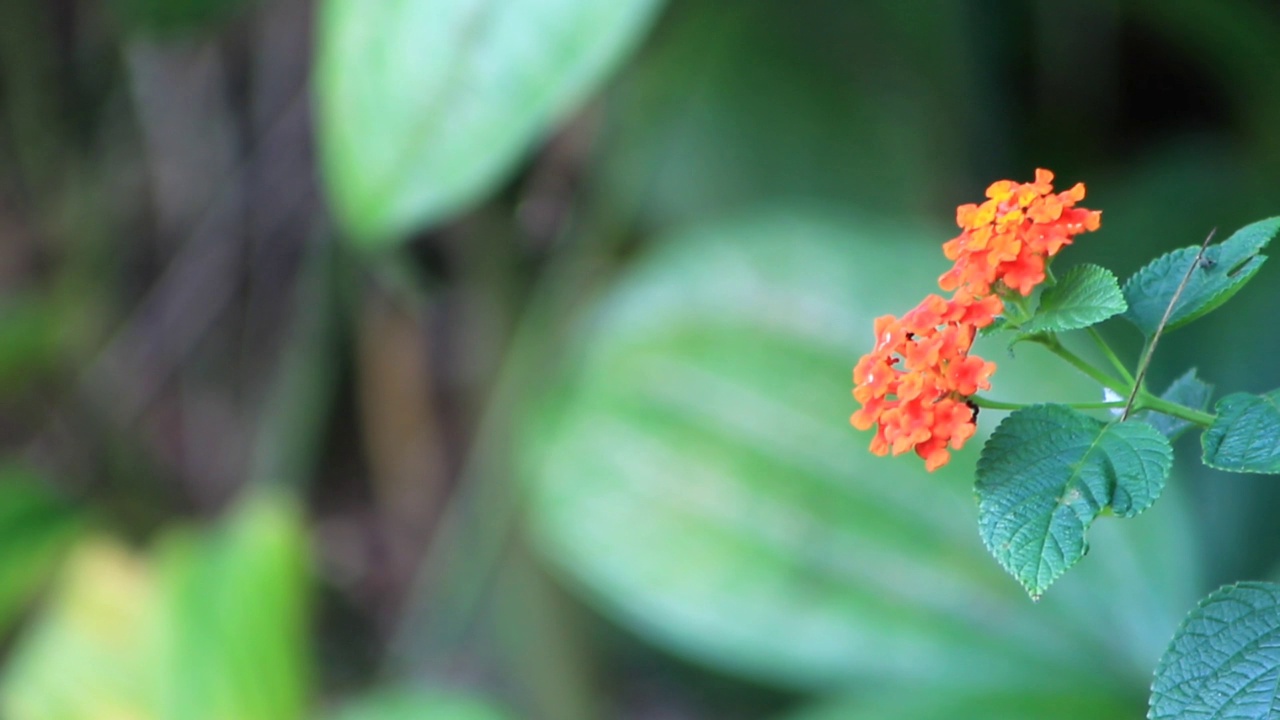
(784, 688, 1139, 720)
(316, 0, 663, 246)
(0, 465, 84, 636)
(329, 688, 512, 720)
(0, 538, 160, 718)
(0, 493, 310, 720)
(518, 208, 1201, 691)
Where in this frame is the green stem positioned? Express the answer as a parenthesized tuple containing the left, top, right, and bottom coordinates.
(969, 395, 1025, 410)
(1033, 336, 1215, 428)
(1086, 327, 1134, 385)
(1038, 337, 1128, 394)
(1135, 392, 1216, 427)
(971, 395, 1128, 412)
(1069, 400, 1128, 410)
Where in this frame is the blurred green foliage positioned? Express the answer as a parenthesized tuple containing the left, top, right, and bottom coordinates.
(329, 689, 512, 720)
(0, 466, 84, 635)
(0, 0, 1278, 717)
(785, 689, 1142, 720)
(0, 494, 308, 720)
(110, 0, 255, 35)
(0, 298, 64, 398)
(315, 0, 664, 246)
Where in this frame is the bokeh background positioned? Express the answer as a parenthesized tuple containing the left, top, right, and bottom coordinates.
(1, 0, 1279, 718)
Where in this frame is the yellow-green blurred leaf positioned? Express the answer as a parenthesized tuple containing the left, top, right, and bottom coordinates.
(0, 493, 310, 720)
(0, 538, 160, 719)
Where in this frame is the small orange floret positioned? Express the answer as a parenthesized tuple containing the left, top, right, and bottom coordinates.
(849, 293, 998, 471)
(953, 293, 1003, 328)
(852, 169, 1100, 472)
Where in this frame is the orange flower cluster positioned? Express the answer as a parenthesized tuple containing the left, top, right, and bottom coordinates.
(851, 169, 1101, 471)
(940, 169, 1102, 298)
(851, 295, 998, 471)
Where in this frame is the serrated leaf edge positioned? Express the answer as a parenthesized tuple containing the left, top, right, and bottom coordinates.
(976, 405, 1171, 598)
(1023, 263, 1128, 335)
(1148, 581, 1280, 720)
(1201, 391, 1280, 474)
(1123, 217, 1280, 336)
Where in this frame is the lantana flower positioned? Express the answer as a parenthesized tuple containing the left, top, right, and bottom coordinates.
(939, 168, 1101, 298)
(851, 169, 1101, 471)
(851, 295, 996, 471)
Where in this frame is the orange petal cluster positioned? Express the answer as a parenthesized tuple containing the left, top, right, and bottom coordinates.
(851, 294, 997, 472)
(939, 168, 1101, 298)
(851, 169, 1100, 471)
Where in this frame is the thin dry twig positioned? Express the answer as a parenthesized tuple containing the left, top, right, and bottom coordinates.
(1121, 228, 1216, 420)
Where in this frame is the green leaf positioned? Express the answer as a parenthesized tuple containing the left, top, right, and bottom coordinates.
(0, 465, 85, 635)
(157, 493, 310, 720)
(520, 208, 1196, 690)
(1122, 217, 1280, 336)
(786, 689, 1137, 720)
(1088, 148, 1280, 582)
(979, 315, 1012, 337)
(976, 405, 1174, 599)
(1135, 369, 1213, 441)
(1201, 389, 1280, 473)
(0, 538, 159, 719)
(1021, 264, 1127, 334)
(0, 493, 309, 720)
(1149, 581, 1280, 719)
(316, 0, 664, 246)
(329, 688, 512, 720)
